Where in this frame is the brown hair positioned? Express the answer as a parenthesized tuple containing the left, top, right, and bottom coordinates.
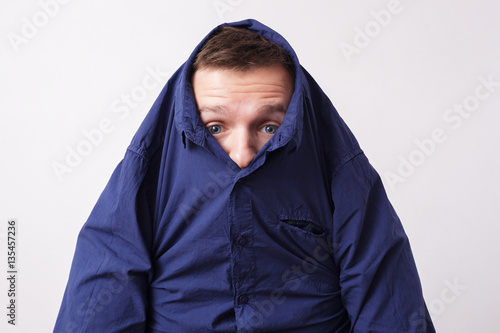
(192, 26, 295, 78)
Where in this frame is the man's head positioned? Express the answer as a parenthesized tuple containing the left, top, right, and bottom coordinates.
(191, 27, 295, 169)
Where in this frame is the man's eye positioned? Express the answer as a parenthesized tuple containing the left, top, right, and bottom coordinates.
(261, 125, 278, 134)
(208, 125, 223, 135)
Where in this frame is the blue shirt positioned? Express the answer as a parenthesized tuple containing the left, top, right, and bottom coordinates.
(54, 19, 435, 333)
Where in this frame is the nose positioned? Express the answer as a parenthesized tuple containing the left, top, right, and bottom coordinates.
(228, 130, 259, 169)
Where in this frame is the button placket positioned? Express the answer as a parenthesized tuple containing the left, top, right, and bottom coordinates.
(229, 182, 255, 324)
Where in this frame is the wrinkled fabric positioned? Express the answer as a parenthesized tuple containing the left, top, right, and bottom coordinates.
(54, 19, 435, 333)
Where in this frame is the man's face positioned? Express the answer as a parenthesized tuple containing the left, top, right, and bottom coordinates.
(192, 65, 294, 169)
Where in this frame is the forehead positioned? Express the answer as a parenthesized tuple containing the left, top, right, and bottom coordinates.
(191, 66, 294, 103)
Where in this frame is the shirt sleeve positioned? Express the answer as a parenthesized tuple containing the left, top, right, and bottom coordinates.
(54, 146, 155, 333)
(331, 152, 435, 333)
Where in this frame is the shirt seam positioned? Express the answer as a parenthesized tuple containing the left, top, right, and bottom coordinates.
(332, 148, 364, 178)
(126, 144, 149, 162)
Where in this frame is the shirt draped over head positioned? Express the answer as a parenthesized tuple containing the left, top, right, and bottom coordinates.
(54, 19, 435, 333)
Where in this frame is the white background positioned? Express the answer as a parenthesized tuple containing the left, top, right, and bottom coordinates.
(1, 0, 499, 332)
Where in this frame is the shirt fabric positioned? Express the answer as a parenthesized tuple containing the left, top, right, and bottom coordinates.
(54, 19, 436, 333)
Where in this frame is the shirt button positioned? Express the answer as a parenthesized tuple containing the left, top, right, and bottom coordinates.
(238, 294, 249, 304)
(237, 236, 247, 247)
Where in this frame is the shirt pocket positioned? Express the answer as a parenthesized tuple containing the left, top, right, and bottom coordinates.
(275, 213, 333, 267)
(274, 213, 339, 290)
(278, 214, 327, 238)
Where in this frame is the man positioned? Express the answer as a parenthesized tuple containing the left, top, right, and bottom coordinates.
(55, 19, 435, 332)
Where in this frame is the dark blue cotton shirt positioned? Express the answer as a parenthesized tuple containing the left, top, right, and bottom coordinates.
(54, 19, 435, 333)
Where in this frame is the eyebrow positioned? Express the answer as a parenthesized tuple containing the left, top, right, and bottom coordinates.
(198, 105, 228, 114)
(258, 104, 287, 114)
(198, 104, 287, 115)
